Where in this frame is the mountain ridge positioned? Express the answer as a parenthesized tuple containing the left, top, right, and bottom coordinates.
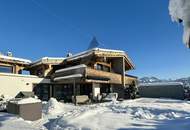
(139, 77, 190, 86)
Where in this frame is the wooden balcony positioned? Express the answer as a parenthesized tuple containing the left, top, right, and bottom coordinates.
(85, 68, 122, 84)
(86, 68, 137, 85)
(53, 65, 137, 85)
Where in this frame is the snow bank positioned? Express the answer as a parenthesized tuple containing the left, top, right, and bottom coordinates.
(43, 98, 64, 115)
(50, 98, 190, 130)
(169, 0, 190, 47)
(0, 113, 39, 130)
(1, 98, 190, 130)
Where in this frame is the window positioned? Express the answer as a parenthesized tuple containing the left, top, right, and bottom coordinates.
(53, 84, 73, 102)
(103, 65, 110, 72)
(96, 64, 102, 70)
(95, 64, 110, 72)
(36, 68, 43, 76)
(0, 65, 13, 73)
(33, 84, 50, 101)
(21, 70, 30, 75)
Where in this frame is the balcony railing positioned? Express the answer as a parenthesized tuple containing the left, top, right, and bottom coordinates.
(53, 65, 137, 85)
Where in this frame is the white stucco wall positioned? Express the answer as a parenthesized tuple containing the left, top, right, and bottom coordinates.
(0, 73, 50, 98)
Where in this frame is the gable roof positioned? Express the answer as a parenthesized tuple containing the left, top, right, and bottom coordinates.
(28, 48, 135, 70)
(65, 48, 135, 69)
(65, 48, 124, 60)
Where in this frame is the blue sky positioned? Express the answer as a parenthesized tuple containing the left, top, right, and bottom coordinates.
(0, 0, 190, 79)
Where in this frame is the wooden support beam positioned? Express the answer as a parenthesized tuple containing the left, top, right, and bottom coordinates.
(73, 79, 77, 105)
(122, 57, 125, 86)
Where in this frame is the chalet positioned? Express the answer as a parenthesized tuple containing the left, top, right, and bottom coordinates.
(0, 47, 137, 103)
(26, 48, 137, 102)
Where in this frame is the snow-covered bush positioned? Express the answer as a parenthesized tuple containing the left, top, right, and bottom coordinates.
(0, 95, 13, 111)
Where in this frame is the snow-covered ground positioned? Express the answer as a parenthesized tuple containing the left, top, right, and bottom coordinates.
(0, 98, 190, 130)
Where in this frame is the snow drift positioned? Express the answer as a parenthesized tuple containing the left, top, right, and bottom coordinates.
(169, 0, 190, 48)
(50, 98, 190, 130)
(43, 98, 64, 115)
(1, 98, 190, 130)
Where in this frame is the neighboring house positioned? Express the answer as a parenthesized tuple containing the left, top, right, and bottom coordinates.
(0, 48, 137, 103)
(138, 82, 185, 100)
(0, 54, 50, 98)
(0, 53, 31, 74)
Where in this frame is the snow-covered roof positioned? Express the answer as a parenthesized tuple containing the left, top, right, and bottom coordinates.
(54, 74, 83, 81)
(41, 57, 65, 60)
(30, 57, 65, 67)
(139, 82, 184, 87)
(55, 64, 87, 74)
(0, 54, 31, 64)
(63, 48, 134, 69)
(9, 97, 41, 104)
(93, 48, 125, 53)
(65, 48, 125, 61)
(29, 48, 134, 69)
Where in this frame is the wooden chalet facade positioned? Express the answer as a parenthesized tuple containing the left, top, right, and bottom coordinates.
(27, 48, 137, 102)
(0, 47, 137, 103)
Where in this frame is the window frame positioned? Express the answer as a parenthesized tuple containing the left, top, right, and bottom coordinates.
(94, 62, 111, 72)
(0, 65, 13, 73)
